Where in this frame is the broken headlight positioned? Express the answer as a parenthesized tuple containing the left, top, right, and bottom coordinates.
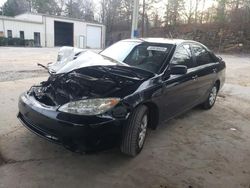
(58, 98, 120, 115)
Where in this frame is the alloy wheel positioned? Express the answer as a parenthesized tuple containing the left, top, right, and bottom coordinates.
(138, 114, 148, 148)
(209, 86, 217, 106)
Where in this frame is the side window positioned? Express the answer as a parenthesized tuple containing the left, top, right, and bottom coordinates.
(171, 44, 193, 68)
(191, 44, 214, 65)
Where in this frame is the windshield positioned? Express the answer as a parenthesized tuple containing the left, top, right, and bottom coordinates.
(56, 50, 127, 74)
(101, 41, 173, 73)
(101, 41, 140, 62)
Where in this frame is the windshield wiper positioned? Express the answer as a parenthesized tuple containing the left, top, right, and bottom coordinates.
(37, 63, 52, 75)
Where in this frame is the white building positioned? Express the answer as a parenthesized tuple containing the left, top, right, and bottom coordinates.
(0, 12, 105, 49)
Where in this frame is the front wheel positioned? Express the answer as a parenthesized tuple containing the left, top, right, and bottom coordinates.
(120, 105, 148, 157)
(202, 84, 218, 109)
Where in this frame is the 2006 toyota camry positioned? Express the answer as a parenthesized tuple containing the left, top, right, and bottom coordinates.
(17, 38, 226, 156)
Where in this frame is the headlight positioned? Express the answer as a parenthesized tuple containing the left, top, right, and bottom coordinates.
(58, 98, 120, 115)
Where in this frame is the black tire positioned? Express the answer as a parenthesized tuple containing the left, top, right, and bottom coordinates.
(120, 105, 148, 157)
(202, 84, 218, 109)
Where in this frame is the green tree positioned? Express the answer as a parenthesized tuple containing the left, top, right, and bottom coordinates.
(165, 0, 184, 25)
(216, 0, 228, 23)
(31, 0, 61, 15)
(141, 0, 160, 36)
(0, 6, 3, 15)
(65, 0, 94, 21)
(2, 0, 29, 16)
(101, 0, 123, 44)
(65, 0, 82, 18)
(82, 0, 95, 21)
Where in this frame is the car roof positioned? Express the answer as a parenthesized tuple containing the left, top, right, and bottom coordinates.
(121, 38, 195, 45)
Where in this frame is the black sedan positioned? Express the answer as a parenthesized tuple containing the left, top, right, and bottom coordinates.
(17, 38, 226, 156)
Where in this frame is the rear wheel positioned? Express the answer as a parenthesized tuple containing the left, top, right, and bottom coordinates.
(202, 84, 218, 109)
(120, 105, 148, 157)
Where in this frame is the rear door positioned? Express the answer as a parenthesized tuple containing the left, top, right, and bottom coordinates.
(34, 32, 41, 47)
(190, 43, 219, 102)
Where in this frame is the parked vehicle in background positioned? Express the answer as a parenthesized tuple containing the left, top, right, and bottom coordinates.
(17, 38, 226, 156)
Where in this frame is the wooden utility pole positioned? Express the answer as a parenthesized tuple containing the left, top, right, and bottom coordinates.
(131, 0, 139, 38)
(101, 0, 105, 24)
(141, 0, 145, 37)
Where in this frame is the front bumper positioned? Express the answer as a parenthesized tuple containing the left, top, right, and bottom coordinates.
(17, 93, 125, 152)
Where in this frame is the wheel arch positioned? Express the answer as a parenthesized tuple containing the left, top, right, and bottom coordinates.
(215, 80, 220, 91)
(141, 101, 159, 130)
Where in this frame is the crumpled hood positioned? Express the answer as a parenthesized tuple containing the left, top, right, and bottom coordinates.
(48, 46, 86, 73)
(30, 53, 154, 106)
(48, 49, 129, 74)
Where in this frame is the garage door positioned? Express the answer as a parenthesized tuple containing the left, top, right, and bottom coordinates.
(54, 21, 73, 46)
(86, 25, 102, 49)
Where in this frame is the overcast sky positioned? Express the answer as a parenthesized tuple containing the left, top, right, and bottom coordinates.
(0, 0, 6, 6)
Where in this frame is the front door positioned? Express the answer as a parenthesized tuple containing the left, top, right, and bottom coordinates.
(34, 32, 41, 47)
(158, 44, 199, 121)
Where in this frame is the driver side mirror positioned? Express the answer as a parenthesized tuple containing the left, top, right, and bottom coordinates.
(217, 56, 223, 61)
(170, 65, 187, 75)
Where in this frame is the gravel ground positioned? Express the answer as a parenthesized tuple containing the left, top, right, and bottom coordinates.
(0, 47, 250, 188)
(0, 47, 56, 82)
(0, 70, 47, 82)
(0, 153, 4, 165)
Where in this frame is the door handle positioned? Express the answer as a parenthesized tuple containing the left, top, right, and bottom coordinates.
(192, 75, 198, 80)
(213, 68, 217, 73)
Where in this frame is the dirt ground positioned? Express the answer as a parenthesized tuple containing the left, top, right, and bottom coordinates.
(0, 47, 250, 188)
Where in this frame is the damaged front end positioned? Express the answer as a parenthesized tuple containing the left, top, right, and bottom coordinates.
(18, 66, 148, 152)
(30, 50, 154, 108)
(27, 73, 93, 107)
(18, 51, 154, 152)
(28, 66, 146, 107)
